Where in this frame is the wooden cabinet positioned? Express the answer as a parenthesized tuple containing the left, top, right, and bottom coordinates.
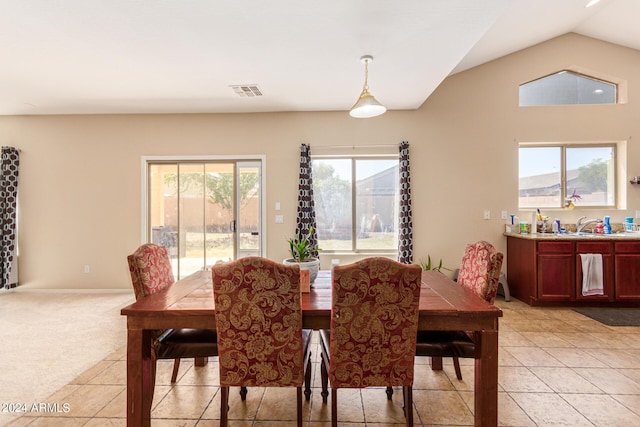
(575, 241, 614, 301)
(506, 235, 537, 305)
(506, 235, 640, 306)
(537, 241, 574, 302)
(614, 242, 640, 301)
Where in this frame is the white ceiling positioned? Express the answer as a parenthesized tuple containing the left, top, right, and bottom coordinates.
(1, 0, 638, 116)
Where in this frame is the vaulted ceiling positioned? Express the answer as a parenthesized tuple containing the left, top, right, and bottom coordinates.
(1, 0, 637, 115)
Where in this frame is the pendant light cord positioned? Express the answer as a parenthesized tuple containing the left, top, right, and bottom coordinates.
(362, 59, 370, 92)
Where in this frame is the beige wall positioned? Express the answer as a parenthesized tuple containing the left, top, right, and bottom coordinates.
(2, 33, 639, 290)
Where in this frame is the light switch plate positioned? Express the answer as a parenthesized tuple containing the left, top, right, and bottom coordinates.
(636, 210, 640, 219)
(275, 202, 281, 211)
(501, 210, 508, 220)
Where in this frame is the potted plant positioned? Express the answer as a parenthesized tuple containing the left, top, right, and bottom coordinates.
(284, 227, 320, 283)
(419, 255, 451, 273)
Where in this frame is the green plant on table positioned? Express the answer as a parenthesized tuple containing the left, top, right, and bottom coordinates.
(419, 255, 451, 272)
(287, 227, 318, 262)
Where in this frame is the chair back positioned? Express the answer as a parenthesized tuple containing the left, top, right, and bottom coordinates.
(212, 256, 304, 387)
(127, 243, 175, 300)
(457, 241, 504, 304)
(329, 257, 422, 388)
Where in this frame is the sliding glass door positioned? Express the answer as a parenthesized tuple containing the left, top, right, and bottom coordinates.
(236, 162, 261, 259)
(147, 159, 263, 279)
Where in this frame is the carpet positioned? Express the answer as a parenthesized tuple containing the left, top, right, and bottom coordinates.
(573, 307, 640, 326)
(0, 291, 133, 426)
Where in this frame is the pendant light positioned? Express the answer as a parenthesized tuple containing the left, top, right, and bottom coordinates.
(349, 55, 386, 118)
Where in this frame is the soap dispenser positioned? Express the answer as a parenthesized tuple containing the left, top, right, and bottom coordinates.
(603, 216, 611, 234)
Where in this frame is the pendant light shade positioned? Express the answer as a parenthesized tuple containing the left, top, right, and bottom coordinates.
(349, 55, 386, 118)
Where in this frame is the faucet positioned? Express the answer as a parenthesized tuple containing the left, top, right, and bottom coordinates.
(576, 216, 600, 234)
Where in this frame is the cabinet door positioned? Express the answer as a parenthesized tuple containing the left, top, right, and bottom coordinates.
(615, 242, 640, 300)
(576, 242, 614, 301)
(506, 236, 537, 304)
(537, 241, 574, 301)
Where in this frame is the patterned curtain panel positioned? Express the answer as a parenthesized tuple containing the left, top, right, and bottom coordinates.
(295, 144, 318, 257)
(1, 146, 20, 289)
(398, 141, 413, 264)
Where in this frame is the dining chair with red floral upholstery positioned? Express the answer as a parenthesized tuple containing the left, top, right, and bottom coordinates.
(414, 240, 503, 381)
(127, 243, 219, 386)
(212, 256, 313, 427)
(318, 257, 422, 427)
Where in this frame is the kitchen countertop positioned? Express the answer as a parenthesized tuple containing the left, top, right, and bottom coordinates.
(504, 231, 640, 240)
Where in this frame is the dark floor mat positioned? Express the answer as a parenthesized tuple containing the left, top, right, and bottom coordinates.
(573, 307, 640, 326)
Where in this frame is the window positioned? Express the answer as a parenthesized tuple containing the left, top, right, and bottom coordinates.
(519, 144, 616, 209)
(312, 156, 399, 252)
(519, 71, 617, 106)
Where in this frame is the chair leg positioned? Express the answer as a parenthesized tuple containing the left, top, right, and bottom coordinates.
(170, 358, 180, 383)
(220, 386, 229, 427)
(386, 386, 393, 400)
(404, 386, 413, 427)
(304, 351, 312, 401)
(240, 386, 248, 401)
(297, 387, 303, 427)
(430, 356, 443, 371)
(498, 272, 511, 302)
(194, 356, 208, 367)
(331, 389, 338, 427)
(320, 352, 329, 403)
(402, 386, 406, 410)
(453, 357, 463, 380)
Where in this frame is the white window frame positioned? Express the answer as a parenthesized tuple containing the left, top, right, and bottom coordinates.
(141, 155, 267, 258)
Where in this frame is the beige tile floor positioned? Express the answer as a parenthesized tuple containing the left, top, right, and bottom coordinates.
(6, 297, 640, 426)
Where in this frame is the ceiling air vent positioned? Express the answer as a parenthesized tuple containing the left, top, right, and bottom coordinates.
(230, 85, 263, 97)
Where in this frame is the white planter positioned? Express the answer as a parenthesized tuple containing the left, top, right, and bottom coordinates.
(283, 257, 320, 283)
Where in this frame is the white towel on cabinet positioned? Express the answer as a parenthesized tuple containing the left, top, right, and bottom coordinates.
(580, 254, 604, 296)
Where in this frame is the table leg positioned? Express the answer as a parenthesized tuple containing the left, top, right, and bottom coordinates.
(474, 330, 498, 427)
(127, 327, 153, 427)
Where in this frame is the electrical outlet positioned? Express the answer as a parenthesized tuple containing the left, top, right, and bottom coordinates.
(636, 210, 640, 219)
(501, 210, 508, 220)
(275, 215, 284, 224)
(483, 210, 491, 220)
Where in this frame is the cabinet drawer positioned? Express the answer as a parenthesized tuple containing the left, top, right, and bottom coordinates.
(576, 241, 612, 253)
(615, 242, 640, 253)
(538, 241, 573, 254)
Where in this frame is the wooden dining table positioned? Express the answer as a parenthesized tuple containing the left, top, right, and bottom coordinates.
(121, 269, 502, 427)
